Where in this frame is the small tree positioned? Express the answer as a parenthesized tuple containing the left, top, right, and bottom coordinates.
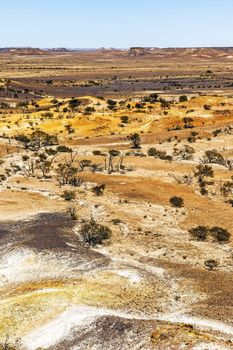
(220, 181, 233, 197)
(130, 133, 141, 149)
(174, 145, 195, 160)
(21, 158, 37, 177)
(107, 99, 117, 111)
(37, 159, 52, 178)
(203, 150, 225, 165)
(93, 150, 108, 170)
(194, 164, 214, 183)
(79, 159, 92, 171)
(107, 149, 120, 173)
(56, 163, 78, 186)
(69, 98, 81, 111)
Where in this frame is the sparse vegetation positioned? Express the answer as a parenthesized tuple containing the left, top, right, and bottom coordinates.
(1, 48, 233, 349)
(79, 218, 111, 246)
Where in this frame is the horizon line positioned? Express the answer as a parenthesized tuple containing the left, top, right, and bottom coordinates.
(1, 46, 233, 50)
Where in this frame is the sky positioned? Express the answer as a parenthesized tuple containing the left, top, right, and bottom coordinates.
(1, 0, 233, 48)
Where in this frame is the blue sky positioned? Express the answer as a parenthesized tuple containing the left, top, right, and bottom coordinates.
(1, 0, 233, 48)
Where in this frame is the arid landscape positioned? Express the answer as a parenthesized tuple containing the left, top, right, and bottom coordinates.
(0, 47, 233, 349)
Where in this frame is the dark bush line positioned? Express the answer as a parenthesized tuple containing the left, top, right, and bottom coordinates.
(189, 226, 230, 242)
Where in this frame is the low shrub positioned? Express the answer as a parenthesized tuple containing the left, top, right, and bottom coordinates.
(92, 184, 106, 196)
(57, 145, 72, 153)
(189, 226, 208, 241)
(61, 190, 75, 201)
(79, 218, 111, 246)
(209, 227, 230, 242)
(111, 218, 122, 225)
(66, 204, 78, 220)
(169, 196, 184, 208)
(204, 259, 218, 270)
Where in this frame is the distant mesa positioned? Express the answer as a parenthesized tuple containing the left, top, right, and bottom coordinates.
(127, 47, 233, 59)
(0, 47, 48, 55)
(1, 47, 233, 60)
(0, 47, 99, 55)
(50, 47, 71, 52)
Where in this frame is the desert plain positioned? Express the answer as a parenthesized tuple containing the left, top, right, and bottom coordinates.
(0, 47, 233, 349)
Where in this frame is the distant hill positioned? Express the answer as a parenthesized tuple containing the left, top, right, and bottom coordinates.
(126, 47, 233, 59)
(1, 47, 233, 60)
(0, 47, 49, 55)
